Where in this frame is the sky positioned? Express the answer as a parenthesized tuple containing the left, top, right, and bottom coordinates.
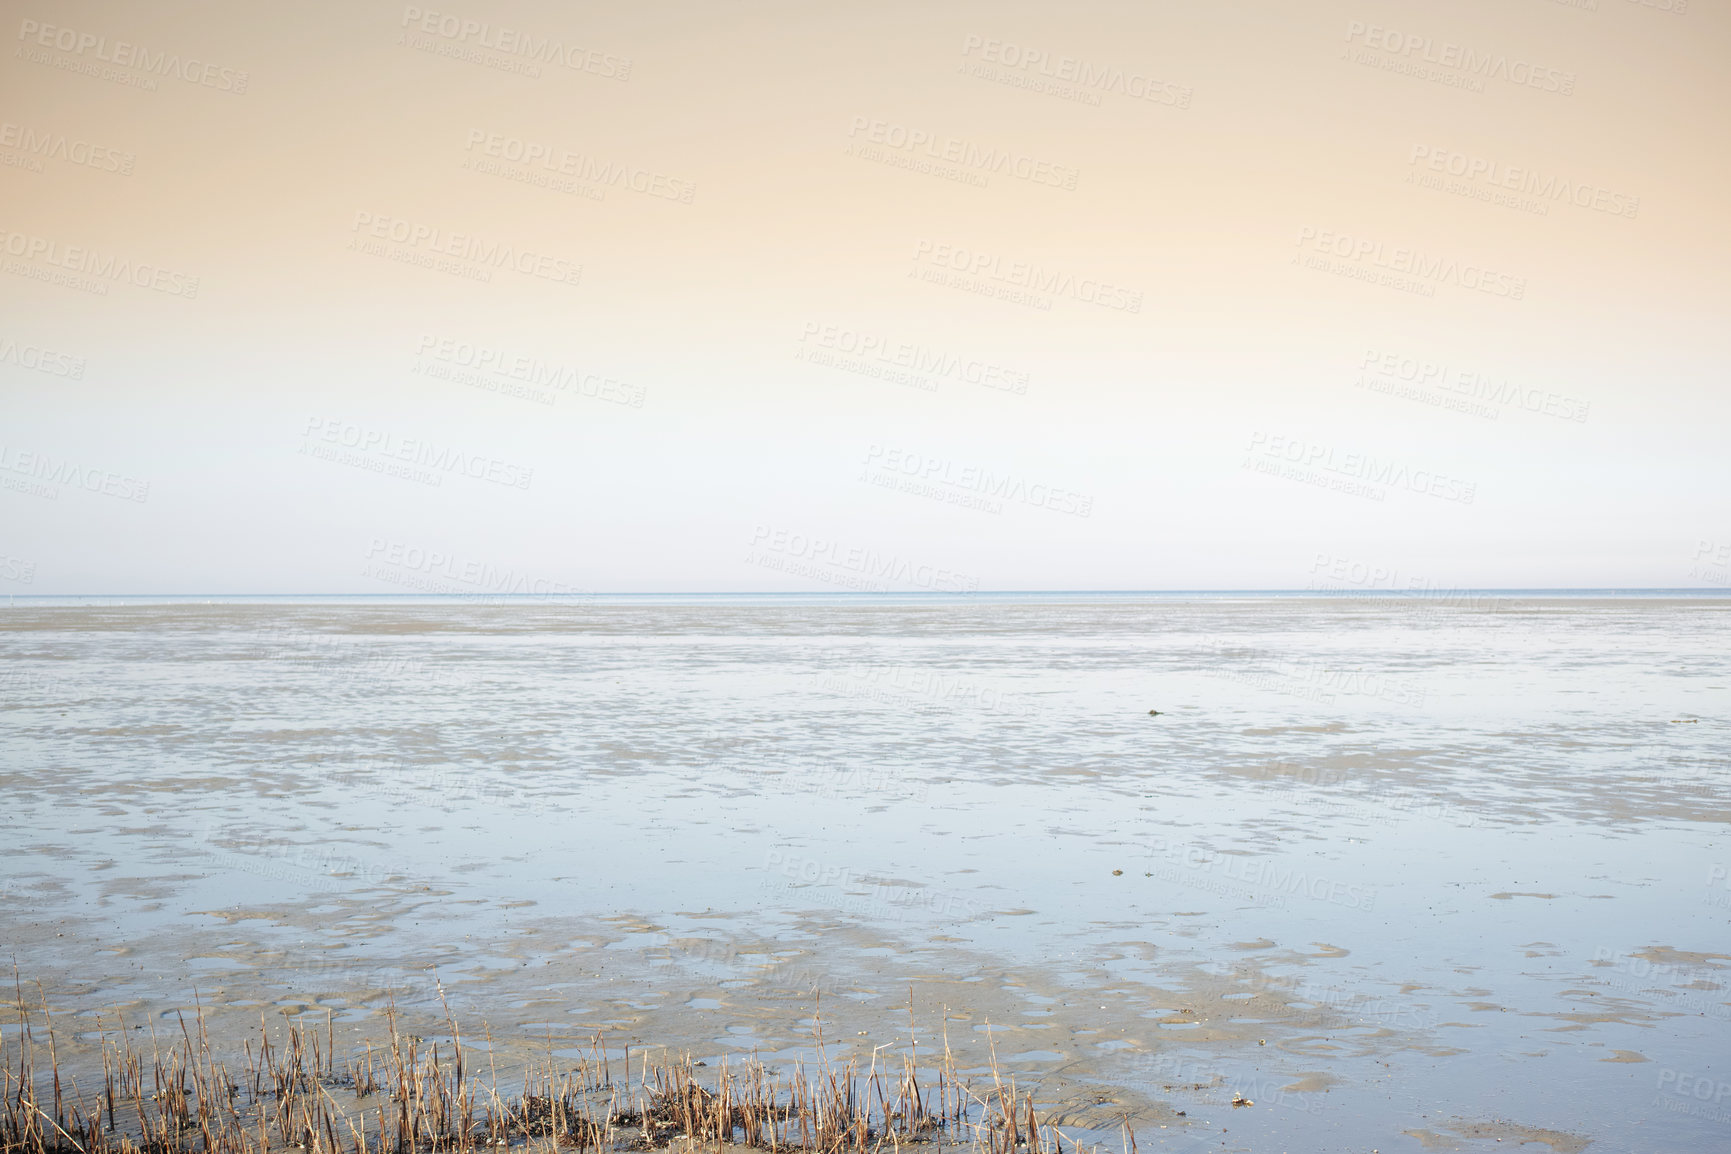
(2, 0, 1728, 594)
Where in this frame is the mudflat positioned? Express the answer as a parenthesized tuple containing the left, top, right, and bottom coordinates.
(2, 595, 1727, 1152)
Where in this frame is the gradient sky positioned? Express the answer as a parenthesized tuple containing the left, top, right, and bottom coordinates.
(2, 0, 1727, 593)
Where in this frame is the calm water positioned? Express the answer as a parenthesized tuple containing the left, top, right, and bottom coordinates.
(2, 595, 1728, 1152)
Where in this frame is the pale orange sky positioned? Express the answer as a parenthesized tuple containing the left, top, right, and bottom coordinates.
(2, 0, 1727, 591)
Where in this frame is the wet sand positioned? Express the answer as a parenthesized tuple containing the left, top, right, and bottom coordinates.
(3, 595, 1728, 1151)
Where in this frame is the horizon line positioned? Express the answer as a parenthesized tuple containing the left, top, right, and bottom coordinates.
(5, 587, 1730, 599)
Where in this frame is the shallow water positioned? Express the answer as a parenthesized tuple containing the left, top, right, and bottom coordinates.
(2, 595, 1728, 1152)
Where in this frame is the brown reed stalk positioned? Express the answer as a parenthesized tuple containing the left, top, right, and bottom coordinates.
(1, 977, 1120, 1154)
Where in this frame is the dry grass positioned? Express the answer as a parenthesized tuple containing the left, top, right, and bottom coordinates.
(2, 980, 1125, 1154)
